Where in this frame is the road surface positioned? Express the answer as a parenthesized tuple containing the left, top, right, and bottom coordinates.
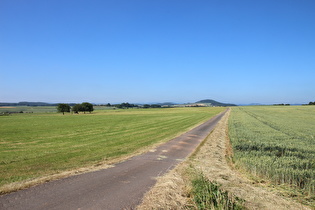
(0, 109, 227, 210)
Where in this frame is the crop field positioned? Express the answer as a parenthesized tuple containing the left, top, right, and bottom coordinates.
(0, 107, 225, 192)
(228, 106, 315, 203)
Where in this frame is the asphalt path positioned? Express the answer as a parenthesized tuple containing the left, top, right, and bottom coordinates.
(0, 109, 227, 210)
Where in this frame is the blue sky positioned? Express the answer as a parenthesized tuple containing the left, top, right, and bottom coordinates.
(1, 0, 314, 104)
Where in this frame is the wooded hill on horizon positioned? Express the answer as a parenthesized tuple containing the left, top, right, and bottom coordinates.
(195, 99, 237, 107)
(0, 99, 236, 107)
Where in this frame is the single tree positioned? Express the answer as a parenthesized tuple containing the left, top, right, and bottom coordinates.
(72, 104, 82, 114)
(81, 102, 94, 113)
(57, 103, 71, 115)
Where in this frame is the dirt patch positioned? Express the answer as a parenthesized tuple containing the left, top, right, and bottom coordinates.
(138, 109, 310, 210)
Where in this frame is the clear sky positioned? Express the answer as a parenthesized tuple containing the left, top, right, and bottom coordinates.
(1, 0, 314, 104)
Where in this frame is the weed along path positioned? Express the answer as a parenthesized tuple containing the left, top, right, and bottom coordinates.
(0, 109, 228, 210)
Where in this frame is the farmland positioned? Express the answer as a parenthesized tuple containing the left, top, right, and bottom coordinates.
(138, 108, 311, 209)
(0, 105, 114, 114)
(0, 107, 225, 192)
(0, 106, 57, 113)
(228, 106, 315, 204)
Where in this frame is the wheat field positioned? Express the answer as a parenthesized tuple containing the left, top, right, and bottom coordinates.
(228, 106, 315, 203)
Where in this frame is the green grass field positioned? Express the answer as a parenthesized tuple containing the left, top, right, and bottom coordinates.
(0, 106, 58, 113)
(228, 106, 315, 205)
(0, 107, 224, 191)
(0, 105, 114, 114)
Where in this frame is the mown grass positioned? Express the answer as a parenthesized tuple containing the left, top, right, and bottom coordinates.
(0, 107, 224, 190)
(0, 106, 58, 113)
(0, 105, 114, 114)
(228, 106, 315, 205)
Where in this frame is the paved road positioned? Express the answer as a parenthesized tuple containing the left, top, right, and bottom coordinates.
(0, 109, 227, 210)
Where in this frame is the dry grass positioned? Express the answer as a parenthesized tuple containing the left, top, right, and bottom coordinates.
(138, 109, 311, 210)
(138, 163, 192, 210)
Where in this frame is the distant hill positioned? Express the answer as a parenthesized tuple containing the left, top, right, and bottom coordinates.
(195, 99, 237, 107)
(0, 102, 50, 106)
(0, 100, 237, 107)
(157, 102, 177, 106)
(0, 102, 76, 106)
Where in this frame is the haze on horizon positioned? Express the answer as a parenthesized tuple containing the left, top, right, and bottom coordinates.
(1, 0, 314, 105)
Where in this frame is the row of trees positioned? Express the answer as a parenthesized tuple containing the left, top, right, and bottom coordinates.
(142, 104, 162, 108)
(308, 101, 315, 105)
(57, 102, 94, 115)
(115, 102, 138, 109)
(57, 102, 165, 114)
(115, 103, 162, 109)
(273, 103, 290, 106)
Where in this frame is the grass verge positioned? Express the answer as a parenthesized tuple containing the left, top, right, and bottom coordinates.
(190, 169, 245, 210)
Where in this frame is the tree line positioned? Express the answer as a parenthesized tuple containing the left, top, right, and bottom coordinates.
(57, 102, 94, 115)
(273, 103, 290, 106)
(115, 103, 162, 109)
(302, 101, 315, 106)
(115, 102, 138, 109)
(57, 102, 166, 114)
(113, 102, 162, 109)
